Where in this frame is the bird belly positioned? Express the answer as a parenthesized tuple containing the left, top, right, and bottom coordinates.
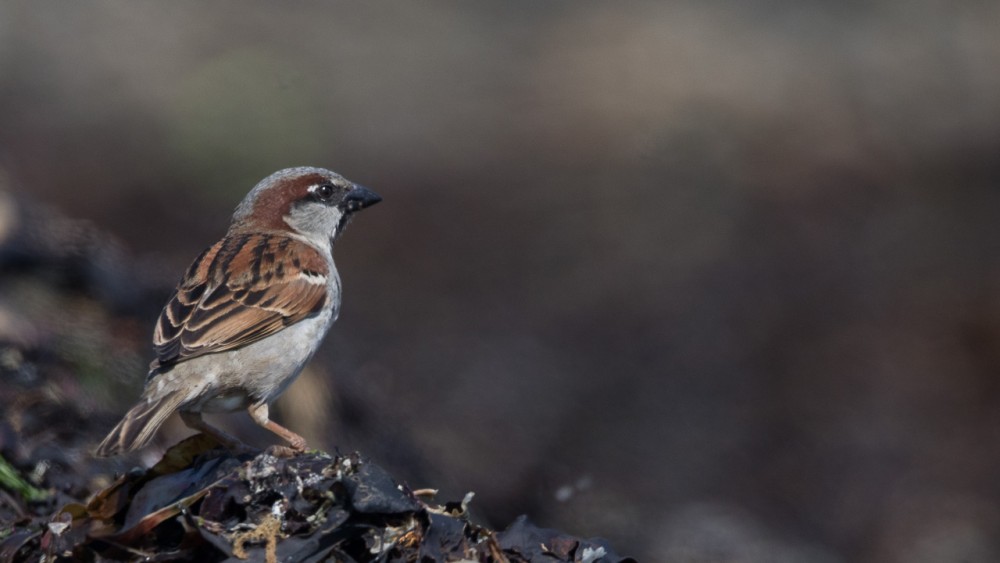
(164, 307, 335, 413)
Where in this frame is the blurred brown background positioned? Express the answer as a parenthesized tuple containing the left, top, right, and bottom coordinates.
(2, 1, 1000, 561)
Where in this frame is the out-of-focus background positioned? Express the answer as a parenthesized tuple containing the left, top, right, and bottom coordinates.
(2, 2, 999, 561)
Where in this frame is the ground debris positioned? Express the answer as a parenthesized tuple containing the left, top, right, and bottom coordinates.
(0, 436, 634, 562)
(232, 513, 281, 562)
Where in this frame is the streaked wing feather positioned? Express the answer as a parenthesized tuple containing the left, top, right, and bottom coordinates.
(151, 234, 328, 368)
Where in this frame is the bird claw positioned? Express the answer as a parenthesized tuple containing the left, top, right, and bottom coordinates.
(265, 444, 301, 458)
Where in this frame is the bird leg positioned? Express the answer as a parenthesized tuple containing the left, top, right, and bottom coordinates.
(248, 402, 308, 457)
(179, 410, 253, 454)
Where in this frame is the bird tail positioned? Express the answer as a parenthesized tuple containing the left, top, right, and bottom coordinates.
(95, 390, 186, 456)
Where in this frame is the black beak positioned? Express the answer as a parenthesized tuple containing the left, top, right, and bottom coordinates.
(342, 184, 382, 212)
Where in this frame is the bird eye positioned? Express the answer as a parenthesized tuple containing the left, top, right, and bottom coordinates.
(313, 184, 335, 201)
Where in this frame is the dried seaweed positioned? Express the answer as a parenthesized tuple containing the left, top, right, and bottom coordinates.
(1, 436, 633, 562)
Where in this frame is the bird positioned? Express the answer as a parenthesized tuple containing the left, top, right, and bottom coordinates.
(95, 167, 381, 457)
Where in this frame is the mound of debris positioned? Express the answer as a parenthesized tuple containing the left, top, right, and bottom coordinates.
(1, 436, 631, 562)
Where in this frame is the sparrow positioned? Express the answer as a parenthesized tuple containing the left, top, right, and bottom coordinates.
(96, 167, 380, 457)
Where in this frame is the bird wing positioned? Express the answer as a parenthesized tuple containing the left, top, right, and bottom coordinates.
(151, 233, 330, 370)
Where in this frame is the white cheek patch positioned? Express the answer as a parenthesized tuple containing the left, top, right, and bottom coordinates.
(283, 213, 337, 254)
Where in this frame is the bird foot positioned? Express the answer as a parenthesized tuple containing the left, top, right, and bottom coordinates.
(265, 444, 302, 458)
